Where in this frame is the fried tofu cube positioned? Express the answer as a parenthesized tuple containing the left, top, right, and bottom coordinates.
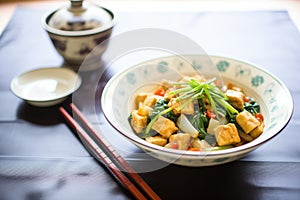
(168, 133, 193, 150)
(164, 89, 176, 101)
(236, 110, 260, 134)
(152, 116, 178, 138)
(214, 123, 241, 146)
(225, 89, 245, 110)
(168, 98, 194, 115)
(131, 110, 148, 134)
(145, 135, 167, 146)
(143, 95, 157, 108)
(137, 105, 153, 116)
(180, 98, 194, 115)
(135, 93, 149, 108)
(168, 98, 181, 115)
(250, 122, 265, 138)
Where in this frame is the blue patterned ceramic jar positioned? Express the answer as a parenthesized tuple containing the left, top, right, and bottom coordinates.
(42, 0, 115, 66)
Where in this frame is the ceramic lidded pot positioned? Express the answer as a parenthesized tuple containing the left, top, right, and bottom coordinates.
(42, 0, 115, 65)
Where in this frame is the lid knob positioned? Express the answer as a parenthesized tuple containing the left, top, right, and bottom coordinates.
(70, 0, 83, 8)
(47, 0, 112, 31)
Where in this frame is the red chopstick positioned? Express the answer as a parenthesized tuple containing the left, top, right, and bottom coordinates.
(59, 106, 148, 200)
(69, 103, 161, 200)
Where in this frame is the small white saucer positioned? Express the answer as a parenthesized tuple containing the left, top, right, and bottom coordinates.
(10, 67, 82, 107)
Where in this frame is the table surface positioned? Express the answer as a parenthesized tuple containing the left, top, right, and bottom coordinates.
(1, 0, 300, 35)
(1, 1, 300, 200)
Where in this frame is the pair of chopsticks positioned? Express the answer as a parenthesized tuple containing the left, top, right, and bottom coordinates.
(59, 103, 161, 200)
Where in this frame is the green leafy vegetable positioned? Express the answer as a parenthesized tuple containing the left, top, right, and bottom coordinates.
(150, 99, 178, 122)
(190, 99, 208, 139)
(244, 98, 260, 115)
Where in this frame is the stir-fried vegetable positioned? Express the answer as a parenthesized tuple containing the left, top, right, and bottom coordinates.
(177, 114, 199, 138)
(145, 77, 238, 134)
(244, 97, 260, 115)
(149, 99, 178, 122)
(143, 99, 177, 138)
(129, 75, 265, 151)
(190, 99, 208, 139)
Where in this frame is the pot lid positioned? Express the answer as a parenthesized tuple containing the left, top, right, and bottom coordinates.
(48, 0, 112, 31)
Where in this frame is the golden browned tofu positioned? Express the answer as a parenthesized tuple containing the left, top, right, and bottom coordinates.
(135, 93, 149, 108)
(214, 123, 241, 146)
(137, 105, 153, 116)
(180, 98, 194, 115)
(143, 95, 157, 108)
(152, 116, 178, 138)
(236, 110, 260, 134)
(168, 98, 194, 115)
(168, 98, 181, 115)
(145, 135, 167, 146)
(131, 110, 148, 134)
(225, 89, 245, 110)
(164, 89, 176, 101)
(250, 122, 265, 138)
(168, 133, 193, 150)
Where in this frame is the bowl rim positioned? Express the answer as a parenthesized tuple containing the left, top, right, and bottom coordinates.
(10, 67, 82, 103)
(41, 5, 116, 37)
(101, 54, 294, 157)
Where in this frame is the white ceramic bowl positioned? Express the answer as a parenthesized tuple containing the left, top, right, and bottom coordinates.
(101, 55, 293, 167)
(41, 5, 115, 65)
(10, 67, 81, 107)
